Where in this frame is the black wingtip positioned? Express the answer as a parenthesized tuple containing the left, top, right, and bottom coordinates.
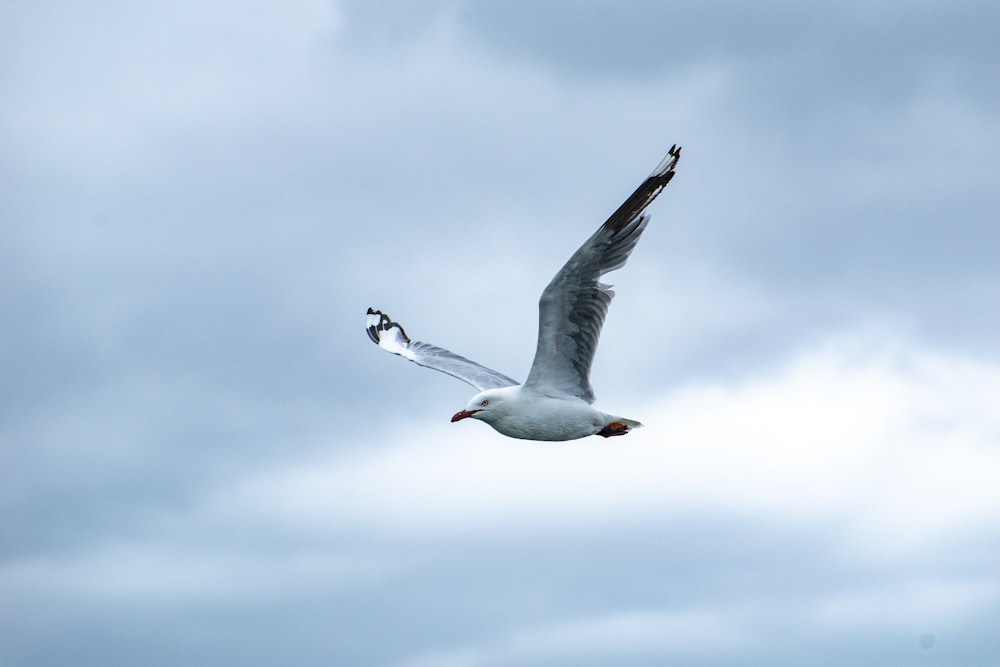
(365, 308, 411, 345)
(650, 144, 681, 178)
(366, 307, 383, 344)
(600, 144, 682, 233)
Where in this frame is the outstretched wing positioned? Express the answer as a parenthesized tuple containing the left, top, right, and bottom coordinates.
(522, 145, 681, 403)
(366, 308, 519, 391)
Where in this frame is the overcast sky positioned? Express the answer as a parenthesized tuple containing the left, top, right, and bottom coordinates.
(2, 1, 999, 665)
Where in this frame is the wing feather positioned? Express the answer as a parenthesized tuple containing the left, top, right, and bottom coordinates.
(366, 308, 519, 391)
(522, 145, 681, 402)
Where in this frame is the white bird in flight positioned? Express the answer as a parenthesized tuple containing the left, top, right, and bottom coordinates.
(366, 145, 681, 441)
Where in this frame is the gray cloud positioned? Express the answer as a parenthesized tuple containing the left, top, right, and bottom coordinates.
(2, 0, 998, 665)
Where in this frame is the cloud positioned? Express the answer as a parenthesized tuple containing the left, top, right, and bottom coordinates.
(6, 328, 996, 665)
(399, 609, 746, 667)
(2, 1, 998, 665)
(221, 331, 1000, 542)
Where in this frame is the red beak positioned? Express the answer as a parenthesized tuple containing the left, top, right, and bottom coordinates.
(451, 409, 479, 422)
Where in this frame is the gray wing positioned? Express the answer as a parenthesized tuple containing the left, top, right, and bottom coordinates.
(366, 308, 519, 391)
(522, 145, 681, 402)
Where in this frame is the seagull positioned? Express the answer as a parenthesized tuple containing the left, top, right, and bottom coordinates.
(366, 145, 681, 441)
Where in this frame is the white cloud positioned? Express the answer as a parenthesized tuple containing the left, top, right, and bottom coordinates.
(813, 576, 1000, 631)
(501, 609, 745, 658)
(396, 609, 746, 667)
(219, 331, 1000, 558)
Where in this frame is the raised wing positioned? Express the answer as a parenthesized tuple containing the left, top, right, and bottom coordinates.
(366, 308, 519, 391)
(522, 145, 681, 402)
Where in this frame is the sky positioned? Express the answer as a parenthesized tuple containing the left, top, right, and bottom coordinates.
(2, 0, 999, 665)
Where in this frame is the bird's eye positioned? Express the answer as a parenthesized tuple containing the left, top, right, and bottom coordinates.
(481, 399, 489, 407)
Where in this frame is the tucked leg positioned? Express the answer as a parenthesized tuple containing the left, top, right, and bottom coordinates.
(597, 421, 631, 438)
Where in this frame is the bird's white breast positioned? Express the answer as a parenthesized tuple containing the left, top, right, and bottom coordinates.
(485, 390, 607, 441)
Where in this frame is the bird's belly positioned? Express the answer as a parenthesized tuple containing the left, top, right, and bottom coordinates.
(491, 403, 604, 442)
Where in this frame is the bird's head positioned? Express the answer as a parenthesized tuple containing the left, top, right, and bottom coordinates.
(451, 388, 511, 425)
